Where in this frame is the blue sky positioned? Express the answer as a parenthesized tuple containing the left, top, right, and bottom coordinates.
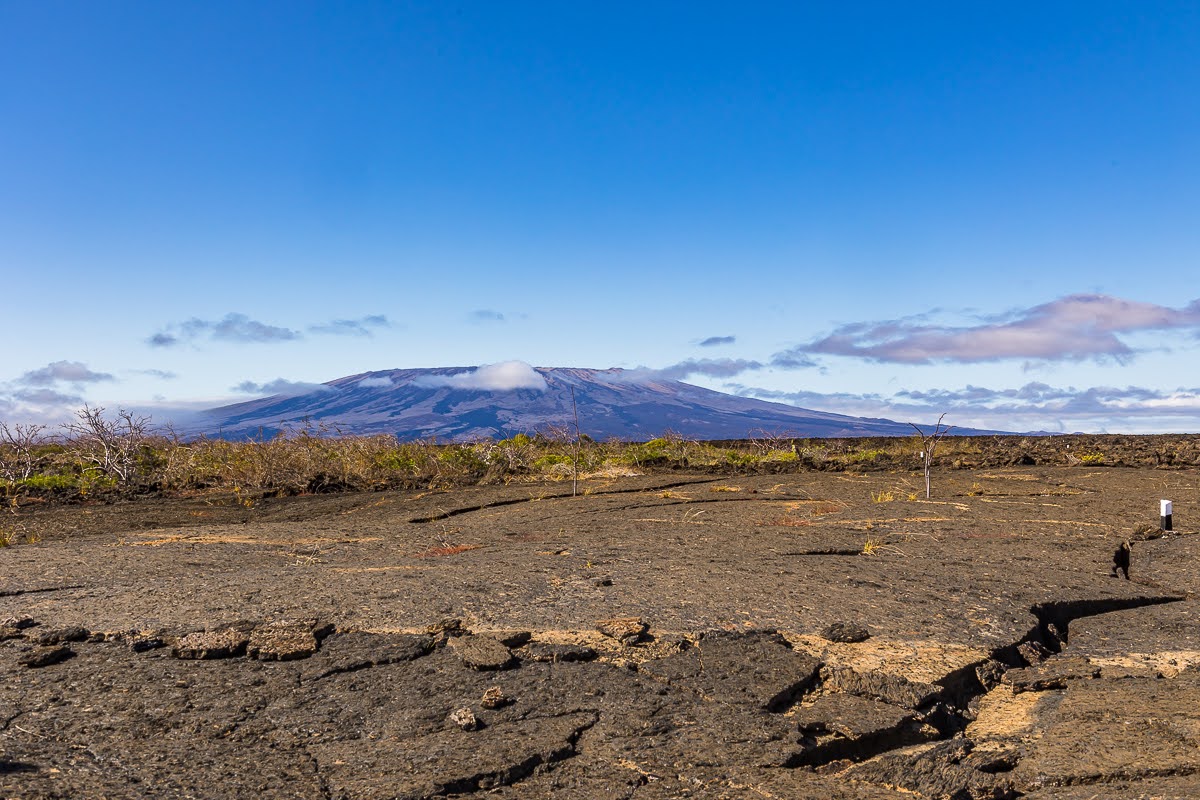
(3, 2, 1199, 433)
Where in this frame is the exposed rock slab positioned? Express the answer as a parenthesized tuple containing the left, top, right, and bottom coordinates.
(172, 628, 250, 659)
(519, 641, 598, 663)
(1002, 656, 1100, 693)
(246, 619, 327, 661)
(638, 630, 820, 710)
(449, 634, 516, 670)
(820, 664, 943, 709)
(301, 630, 435, 680)
(309, 712, 597, 798)
(1013, 672, 1200, 788)
(18, 644, 73, 668)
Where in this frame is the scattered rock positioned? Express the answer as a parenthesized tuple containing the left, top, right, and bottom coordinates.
(130, 636, 166, 653)
(247, 620, 321, 661)
(480, 686, 512, 709)
(35, 626, 90, 646)
(820, 621, 871, 643)
(449, 635, 515, 671)
(491, 630, 531, 648)
(0, 626, 25, 641)
(975, 659, 1006, 690)
(19, 645, 74, 668)
(448, 706, 480, 731)
(596, 617, 648, 645)
(1017, 640, 1053, 666)
(1132, 523, 1166, 540)
(593, 576, 613, 587)
(426, 617, 466, 637)
(1, 616, 37, 630)
(520, 642, 598, 663)
(172, 628, 250, 660)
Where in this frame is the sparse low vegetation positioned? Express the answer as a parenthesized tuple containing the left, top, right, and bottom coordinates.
(2, 408, 1200, 527)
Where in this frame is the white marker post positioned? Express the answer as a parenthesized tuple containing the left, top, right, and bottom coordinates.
(1161, 499, 1173, 532)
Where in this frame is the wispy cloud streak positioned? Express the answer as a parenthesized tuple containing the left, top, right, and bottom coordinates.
(308, 315, 390, 337)
(232, 378, 334, 396)
(631, 358, 765, 382)
(150, 313, 391, 347)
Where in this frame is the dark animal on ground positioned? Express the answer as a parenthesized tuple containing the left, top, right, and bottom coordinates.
(1110, 538, 1131, 580)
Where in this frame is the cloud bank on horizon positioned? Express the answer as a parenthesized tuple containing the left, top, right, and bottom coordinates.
(3, 293, 1200, 434)
(773, 295, 1200, 366)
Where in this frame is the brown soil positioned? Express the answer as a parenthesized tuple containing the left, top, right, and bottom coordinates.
(4, 453, 1200, 798)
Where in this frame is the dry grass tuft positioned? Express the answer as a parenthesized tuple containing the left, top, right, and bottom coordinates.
(412, 543, 482, 558)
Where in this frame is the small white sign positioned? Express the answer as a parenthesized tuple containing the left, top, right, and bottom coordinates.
(1161, 499, 1173, 516)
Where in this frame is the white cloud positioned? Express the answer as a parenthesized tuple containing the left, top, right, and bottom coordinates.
(416, 361, 548, 391)
(21, 360, 114, 385)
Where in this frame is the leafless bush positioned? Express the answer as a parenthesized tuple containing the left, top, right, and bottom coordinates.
(748, 428, 796, 457)
(911, 413, 954, 499)
(62, 406, 154, 485)
(0, 421, 48, 483)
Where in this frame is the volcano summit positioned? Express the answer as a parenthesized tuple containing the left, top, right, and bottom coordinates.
(192, 364, 971, 441)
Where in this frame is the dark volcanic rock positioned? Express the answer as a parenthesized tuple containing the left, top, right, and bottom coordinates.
(18, 644, 74, 668)
(1003, 657, 1100, 693)
(793, 694, 928, 767)
(796, 694, 917, 740)
(1016, 640, 1053, 666)
(491, 630, 532, 647)
(821, 621, 871, 643)
(302, 631, 435, 680)
(520, 642, 599, 663)
(0, 616, 36, 631)
(975, 659, 1006, 691)
(449, 635, 516, 671)
(35, 625, 89, 645)
(309, 711, 598, 798)
(640, 630, 821, 711)
(1014, 673, 1200, 788)
(130, 635, 166, 653)
(843, 739, 1017, 800)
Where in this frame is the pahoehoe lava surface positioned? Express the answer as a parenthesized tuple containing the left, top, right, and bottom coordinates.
(3, 464, 1200, 798)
